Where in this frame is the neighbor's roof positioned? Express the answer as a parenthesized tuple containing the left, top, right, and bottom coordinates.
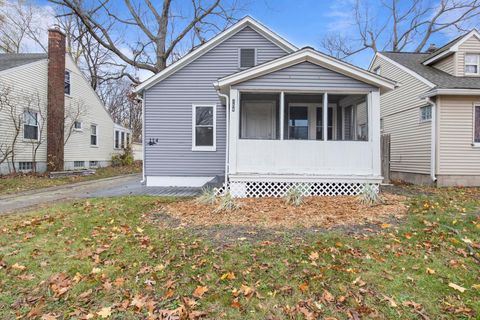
(379, 52, 480, 90)
(134, 16, 297, 93)
(216, 47, 397, 92)
(0, 53, 47, 72)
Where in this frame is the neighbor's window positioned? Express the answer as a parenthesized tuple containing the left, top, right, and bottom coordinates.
(74, 121, 82, 130)
(65, 71, 71, 95)
(193, 105, 215, 151)
(89, 161, 98, 168)
(465, 54, 479, 75)
(475, 105, 480, 143)
(90, 124, 97, 146)
(114, 130, 120, 149)
(121, 131, 125, 149)
(23, 110, 39, 140)
(240, 48, 256, 68)
(420, 105, 432, 122)
(74, 161, 85, 168)
(18, 162, 33, 171)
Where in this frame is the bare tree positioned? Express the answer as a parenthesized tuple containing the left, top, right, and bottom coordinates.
(0, 0, 50, 53)
(64, 99, 87, 145)
(321, 0, 480, 59)
(0, 84, 22, 173)
(50, 0, 244, 82)
(24, 92, 46, 173)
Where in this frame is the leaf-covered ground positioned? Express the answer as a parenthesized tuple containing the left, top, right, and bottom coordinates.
(0, 187, 479, 319)
(0, 163, 141, 196)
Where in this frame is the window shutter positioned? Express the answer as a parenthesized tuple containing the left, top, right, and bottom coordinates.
(240, 49, 255, 68)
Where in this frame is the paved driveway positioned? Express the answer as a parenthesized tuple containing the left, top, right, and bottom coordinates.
(0, 174, 200, 214)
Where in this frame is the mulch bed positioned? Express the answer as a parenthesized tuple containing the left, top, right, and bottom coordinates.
(158, 193, 408, 229)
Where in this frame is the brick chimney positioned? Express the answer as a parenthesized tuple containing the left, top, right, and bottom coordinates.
(46, 27, 66, 172)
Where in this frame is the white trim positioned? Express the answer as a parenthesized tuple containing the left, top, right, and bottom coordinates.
(423, 29, 480, 65)
(279, 91, 285, 140)
(216, 49, 397, 92)
(64, 70, 71, 96)
(374, 53, 435, 88)
(229, 173, 383, 183)
(424, 97, 437, 182)
(23, 109, 40, 141)
(146, 176, 213, 187)
(134, 16, 297, 93)
(192, 104, 217, 151)
(419, 105, 433, 123)
(421, 88, 480, 98)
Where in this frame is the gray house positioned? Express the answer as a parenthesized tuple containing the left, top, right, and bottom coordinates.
(370, 29, 480, 186)
(135, 17, 395, 197)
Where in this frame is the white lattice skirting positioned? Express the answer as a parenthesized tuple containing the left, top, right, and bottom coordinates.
(215, 181, 379, 198)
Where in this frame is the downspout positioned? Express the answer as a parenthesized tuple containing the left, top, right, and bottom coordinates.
(216, 90, 230, 192)
(425, 97, 437, 183)
(140, 91, 146, 184)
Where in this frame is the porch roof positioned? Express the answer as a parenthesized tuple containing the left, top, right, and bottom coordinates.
(214, 48, 397, 93)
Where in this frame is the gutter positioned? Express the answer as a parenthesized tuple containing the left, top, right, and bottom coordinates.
(425, 97, 437, 183)
(216, 90, 230, 192)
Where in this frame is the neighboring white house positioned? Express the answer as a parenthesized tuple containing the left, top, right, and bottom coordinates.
(370, 29, 480, 186)
(135, 17, 396, 197)
(0, 28, 130, 174)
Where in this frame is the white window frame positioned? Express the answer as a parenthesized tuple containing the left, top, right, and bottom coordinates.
(238, 48, 257, 69)
(419, 105, 432, 123)
(65, 70, 71, 95)
(192, 104, 216, 151)
(465, 53, 480, 76)
(90, 124, 98, 147)
(23, 110, 39, 141)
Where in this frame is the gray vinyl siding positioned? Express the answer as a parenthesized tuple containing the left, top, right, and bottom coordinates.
(233, 62, 374, 90)
(370, 56, 432, 175)
(144, 26, 288, 177)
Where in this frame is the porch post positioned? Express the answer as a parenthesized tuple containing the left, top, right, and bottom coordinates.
(370, 90, 381, 177)
(323, 92, 328, 141)
(229, 88, 239, 174)
(280, 91, 285, 140)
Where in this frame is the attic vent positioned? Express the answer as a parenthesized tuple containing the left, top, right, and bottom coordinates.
(240, 48, 256, 68)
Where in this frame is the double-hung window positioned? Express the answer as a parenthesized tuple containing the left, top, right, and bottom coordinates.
(465, 54, 479, 75)
(23, 110, 39, 140)
(114, 130, 120, 149)
(121, 132, 125, 149)
(192, 104, 216, 151)
(90, 124, 98, 146)
(65, 71, 71, 95)
(74, 121, 82, 130)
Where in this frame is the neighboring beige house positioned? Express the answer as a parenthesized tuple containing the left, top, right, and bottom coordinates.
(369, 29, 480, 186)
(0, 28, 130, 174)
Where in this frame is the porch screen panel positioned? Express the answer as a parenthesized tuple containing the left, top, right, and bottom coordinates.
(289, 107, 309, 139)
(240, 93, 279, 140)
(327, 94, 368, 141)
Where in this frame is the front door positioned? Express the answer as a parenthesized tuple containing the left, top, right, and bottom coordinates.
(241, 101, 276, 139)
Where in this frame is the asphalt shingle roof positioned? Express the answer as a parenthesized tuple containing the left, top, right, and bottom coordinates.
(381, 51, 480, 90)
(0, 53, 47, 72)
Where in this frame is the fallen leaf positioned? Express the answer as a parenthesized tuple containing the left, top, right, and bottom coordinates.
(298, 282, 309, 292)
(448, 282, 466, 293)
(426, 268, 435, 275)
(96, 307, 112, 318)
(322, 289, 334, 303)
(309, 252, 319, 261)
(220, 272, 236, 280)
(11, 263, 26, 271)
(193, 286, 208, 298)
(41, 314, 57, 320)
(231, 299, 241, 309)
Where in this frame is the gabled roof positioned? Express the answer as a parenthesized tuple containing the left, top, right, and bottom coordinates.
(134, 16, 297, 93)
(215, 47, 397, 92)
(0, 53, 47, 72)
(422, 29, 480, 65)
(379, 52, 480, 90)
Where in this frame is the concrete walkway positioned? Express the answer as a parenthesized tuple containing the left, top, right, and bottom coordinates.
(0, 174, 200, 214)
